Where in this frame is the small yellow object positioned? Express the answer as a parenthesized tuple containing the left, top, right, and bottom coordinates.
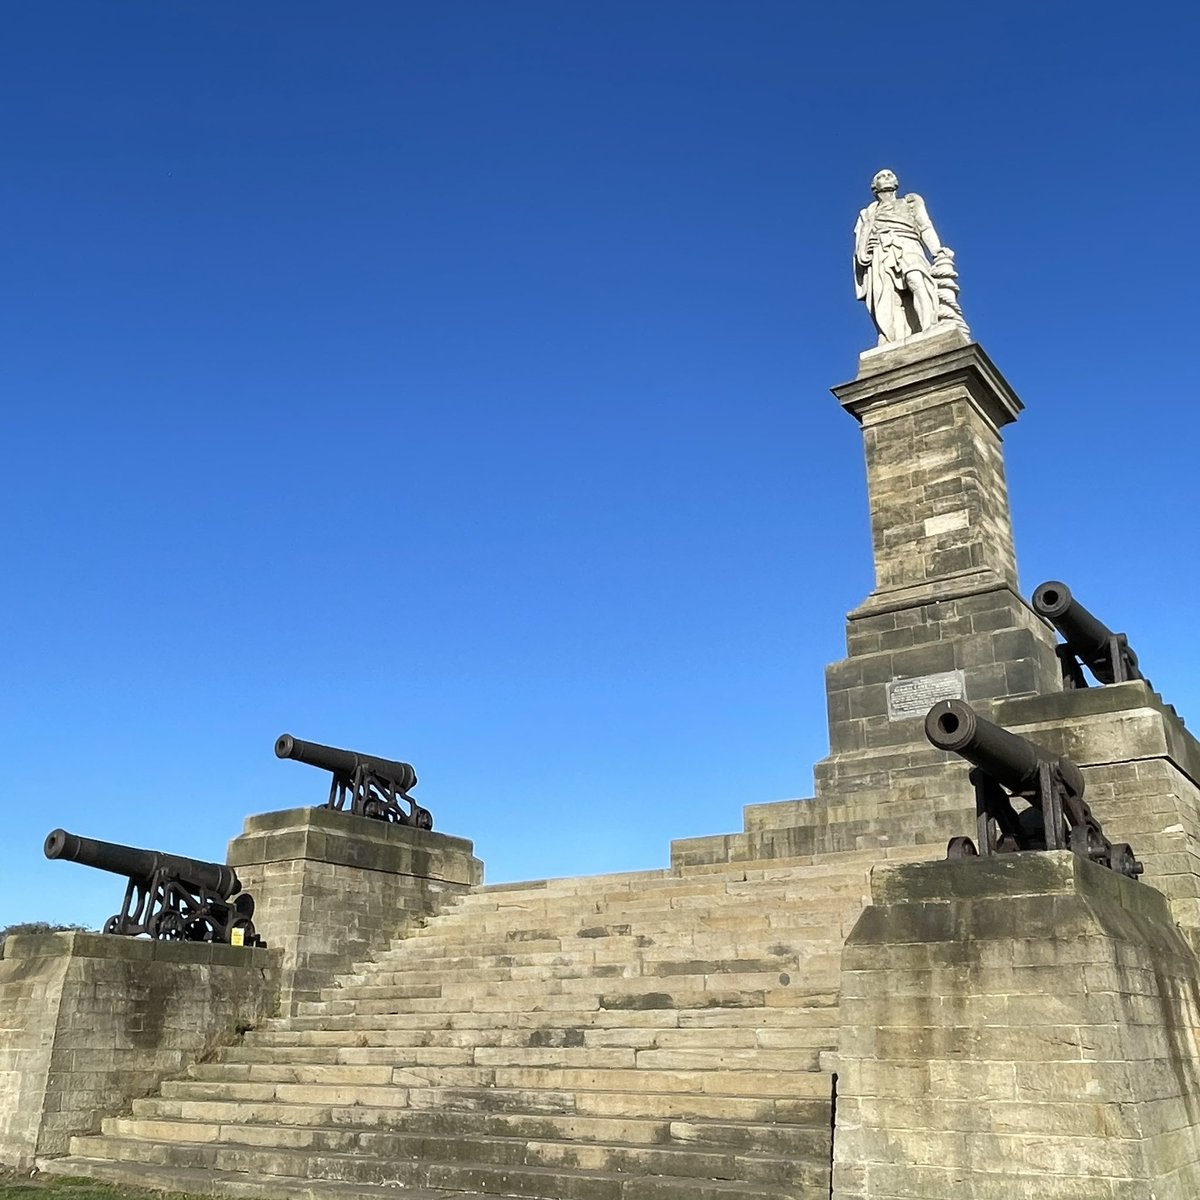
(230, 927, 245, 947)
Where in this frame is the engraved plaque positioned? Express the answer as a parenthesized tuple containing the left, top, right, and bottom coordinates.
(886, 669, 966, 722)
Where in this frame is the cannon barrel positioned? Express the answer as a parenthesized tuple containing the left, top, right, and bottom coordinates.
(1032, 580, 1136, 685)
(924, 700, 1084, 799)
(44, 829, 242, 900)
(274, 734, 417, 792)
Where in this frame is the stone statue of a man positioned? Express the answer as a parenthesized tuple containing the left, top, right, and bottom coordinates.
(854, 169, 967, 346)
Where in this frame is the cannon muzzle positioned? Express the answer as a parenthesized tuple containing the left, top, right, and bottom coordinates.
(44, 828, 242, 900)
(275, 734, 417, 793)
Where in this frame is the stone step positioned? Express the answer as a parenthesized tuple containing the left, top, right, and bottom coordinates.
(127, 1097, 833, 1143)
(374, 937, 844, 967)
(294, 978, 840, 1020)
(157, 1076, 832, 1123)
(186, 1062, 397, 1086)
(441, 880, 867, 916)
(91, 1119, 829, 1187)
(379, 939, 848, 970)
(316, 966, 841, 1009)
(240, 1020, 837, 1055)
(65, 1134, 827, 1199)
(465, 874, 772, 904)
(181, 1060, 828, 1096)
(376, 927, 849, 962)
(395, 899, 862, 940)
(196, 1042, 829, 1075)
(267, 998, 838, 1035)
(340, 928, 853, 983)
(333, 949, 841, 986)
(473, 851, 884, 892)
(342, 942, 846, 970)
(475, 869, 672, 895)
(401, 878, 865, 915)
(337, 944, 847, 990)
(125, 1101, 671, 1142)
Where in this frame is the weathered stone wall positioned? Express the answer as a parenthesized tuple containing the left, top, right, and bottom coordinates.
(833, 852, 1200, 1199)
(227, 806, 483, 1014)
(0, 940, 69, 1169)
(0, 931, 278, 1168)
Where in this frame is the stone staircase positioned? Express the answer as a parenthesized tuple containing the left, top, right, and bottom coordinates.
(44, 847, 930, 1200)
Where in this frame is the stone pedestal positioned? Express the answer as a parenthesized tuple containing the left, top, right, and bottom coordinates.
(0, 932, 277, 1169)
(227, 807, 483, 1014)
(833, 852, 1200, 1199)
(837, 328, 1020, 611)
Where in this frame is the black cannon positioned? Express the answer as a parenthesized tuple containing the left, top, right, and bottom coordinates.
(275, 734, 432, 830)
(44, 828, 264, 944)
(1032, 580, 1144, 689)
(924, 700, 1142, 879)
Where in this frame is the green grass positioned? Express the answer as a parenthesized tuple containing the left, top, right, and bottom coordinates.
(0, 1174, 205, 1200)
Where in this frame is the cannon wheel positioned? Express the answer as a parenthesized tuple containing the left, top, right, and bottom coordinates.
(946, 836, 979, 860)
(1069, 824, 1107, 865)
(186, 916, 218, 942)
(148, 911, 186, 941)
(1109, 843, 1143, 880)
(102, 915, 123, 936)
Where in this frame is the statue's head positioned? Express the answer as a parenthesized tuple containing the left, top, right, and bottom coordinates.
(871, 169, 898, 196)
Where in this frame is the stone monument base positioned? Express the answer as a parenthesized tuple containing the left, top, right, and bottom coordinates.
(226, 806, 483, 1014)
(833, 852, 1200, 1199)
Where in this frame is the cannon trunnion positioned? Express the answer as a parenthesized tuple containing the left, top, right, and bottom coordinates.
(275, 734, 432, 830)
(44, 828, 264, 945)
(924, 700, 1142, 880)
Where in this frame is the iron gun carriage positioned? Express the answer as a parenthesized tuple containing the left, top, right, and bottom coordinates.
(1032, 580, 1144, 689)
(274, 734, 432, 829)
(44, 828, 263, 944)
(924, 699, 1141, 879)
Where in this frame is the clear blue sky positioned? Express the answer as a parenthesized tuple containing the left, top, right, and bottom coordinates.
(2, 3, 1196, 927)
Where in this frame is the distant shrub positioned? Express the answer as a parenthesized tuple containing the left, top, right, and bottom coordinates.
(0, 921, 90, 955)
